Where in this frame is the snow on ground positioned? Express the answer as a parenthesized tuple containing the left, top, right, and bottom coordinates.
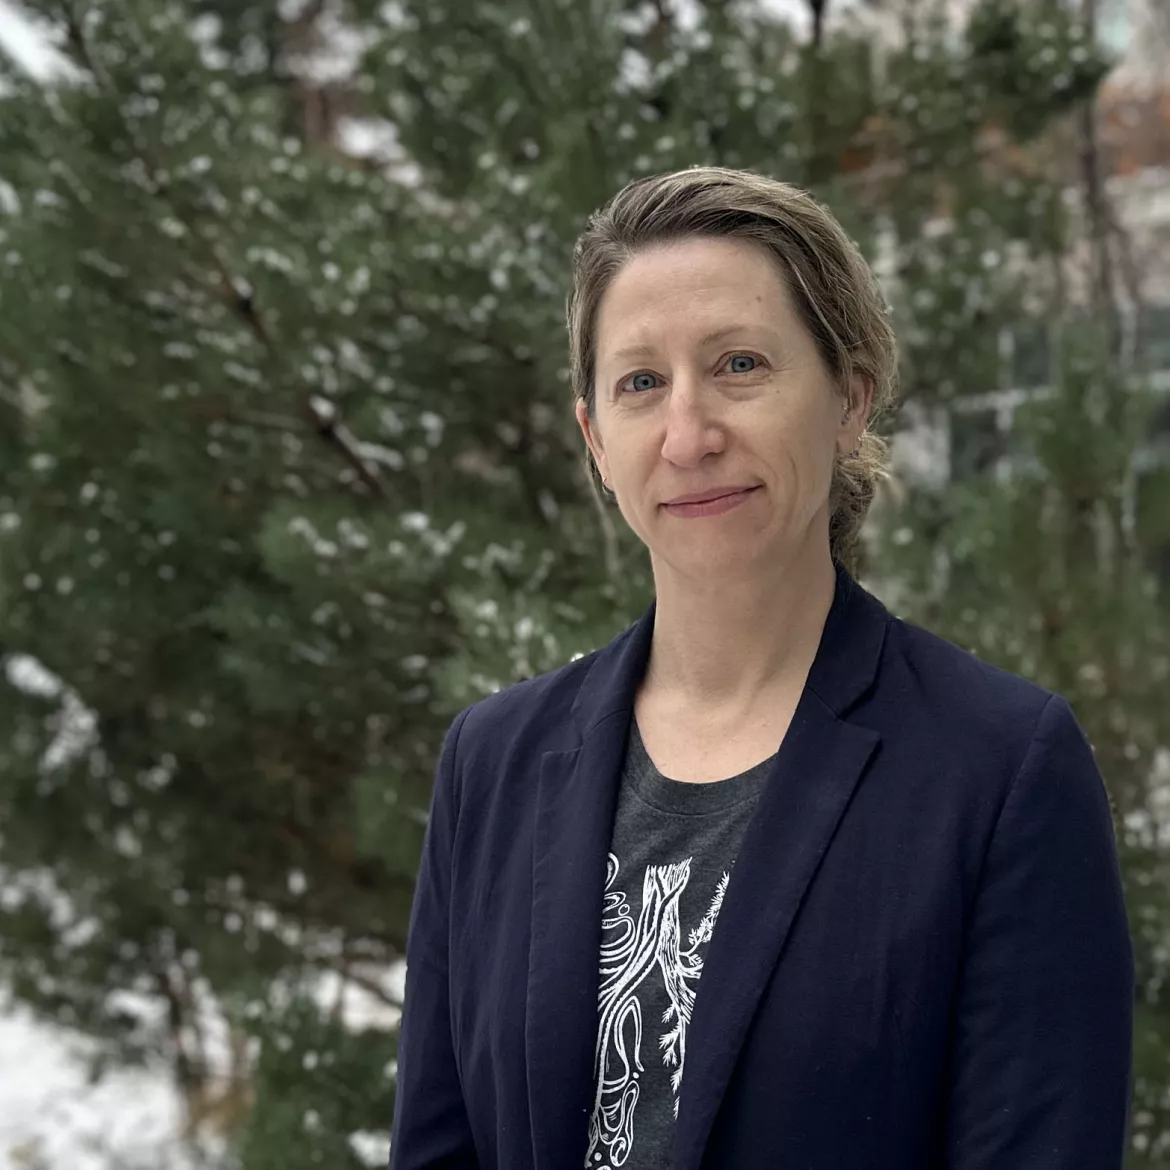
(0, 998, 195, 1170)
(0, 961, 405, 1170)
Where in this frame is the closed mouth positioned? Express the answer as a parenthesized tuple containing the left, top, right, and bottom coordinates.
(663, 486, 759, 507)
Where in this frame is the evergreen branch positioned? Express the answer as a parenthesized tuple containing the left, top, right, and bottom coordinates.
(156, 961, 208, 1116)
(328, 962, 404, 1012)
(808, 0, 829, 50)
(330, 948, 350, 1023)
(0, 382, 23, 412)
(181, 1025, 255, 1143)
(442, 12, 551, 119)
(507, 389, 556, 531)
(202, 246, 388, 498)
(56, 0, 388, 501)
(647, 0, 675, 50)
(224, 409, 305, 433)
(201, 238, 388, 500)
(59, 1, 103, 83)
(303, 393, 388, 497)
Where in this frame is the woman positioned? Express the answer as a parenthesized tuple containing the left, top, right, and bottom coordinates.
(388, 167, 1134, 1170)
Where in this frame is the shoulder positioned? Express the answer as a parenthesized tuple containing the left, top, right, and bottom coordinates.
(447, 645, 605, 763)
(886, 613, 1051, 708)
(878, 610, 1064, 760)
(871, 612, 1108, 850)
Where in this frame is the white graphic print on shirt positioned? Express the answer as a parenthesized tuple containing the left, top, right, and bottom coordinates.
(584, 852, 731, 1169)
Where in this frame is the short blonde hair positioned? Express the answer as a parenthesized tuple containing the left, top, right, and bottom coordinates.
(566, 166, 899, 567)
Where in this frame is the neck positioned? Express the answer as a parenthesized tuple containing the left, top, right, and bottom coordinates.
(643, 538, 838, 712)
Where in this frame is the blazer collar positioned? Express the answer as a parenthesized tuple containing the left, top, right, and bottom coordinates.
(527, 562, 890, 1170)
(570, 560, 888, 733)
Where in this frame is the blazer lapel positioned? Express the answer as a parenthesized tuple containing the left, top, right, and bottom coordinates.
(526, 604, 656, 1170)
(673, 567, 889, 1170)
(671, 696, 880, 1170)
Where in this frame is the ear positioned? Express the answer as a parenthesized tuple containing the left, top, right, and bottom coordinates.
(856, 369, 875, 425)
(838, 373, 875, 452)
(574, 397, 610, 486)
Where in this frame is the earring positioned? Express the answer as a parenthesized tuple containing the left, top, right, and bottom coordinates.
(842, 403, 860, 457)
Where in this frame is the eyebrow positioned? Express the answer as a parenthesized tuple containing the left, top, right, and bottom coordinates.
(607, 324, 772, 364)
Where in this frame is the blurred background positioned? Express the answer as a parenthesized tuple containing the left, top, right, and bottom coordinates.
(0, 0, 1167, 1166)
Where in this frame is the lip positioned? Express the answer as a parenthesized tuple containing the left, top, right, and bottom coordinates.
(663, 486, 759, 506)
(662, 485, 761, 519)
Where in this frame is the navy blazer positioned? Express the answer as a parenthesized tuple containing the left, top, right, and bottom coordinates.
(389, 565, 1134, 1170)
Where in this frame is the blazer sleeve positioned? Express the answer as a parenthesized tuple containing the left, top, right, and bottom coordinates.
(945, 694, 1135, 1169)
(389, 705, 480, 1170)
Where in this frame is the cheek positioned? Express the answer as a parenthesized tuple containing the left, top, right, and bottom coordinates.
(602, 429, 649, 480)
(768, 414, 838, 500)
(771, 406, 834, 461)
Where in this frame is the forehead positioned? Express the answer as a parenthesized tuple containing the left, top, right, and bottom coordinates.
(594, 237, 797, 357)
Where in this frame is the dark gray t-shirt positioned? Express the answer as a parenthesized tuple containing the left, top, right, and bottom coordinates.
(583, 717, 774, 1170)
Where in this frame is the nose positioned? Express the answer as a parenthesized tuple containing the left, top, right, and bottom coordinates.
(660, 375, 726, 468)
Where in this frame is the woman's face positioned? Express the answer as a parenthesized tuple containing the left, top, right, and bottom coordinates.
(576, 236, 868, 584)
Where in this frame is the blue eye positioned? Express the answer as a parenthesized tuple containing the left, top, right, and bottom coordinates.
(624, 371, 660, 394)
(726, 353, 759, 373)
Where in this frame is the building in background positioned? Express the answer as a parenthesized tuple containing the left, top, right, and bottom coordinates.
(866, 0, 1170, 581)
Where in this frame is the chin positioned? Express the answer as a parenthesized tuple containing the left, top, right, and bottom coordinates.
(653, 539, 779, 583)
